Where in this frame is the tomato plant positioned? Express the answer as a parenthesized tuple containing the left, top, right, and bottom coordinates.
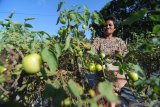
(0, 1, 159, 107)
(0, 3, 119, 107)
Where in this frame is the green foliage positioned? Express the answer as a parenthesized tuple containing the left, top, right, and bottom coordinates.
(0, 2, 160, 107)
(57, 1, 63, 12)
(41, 48, 58, 73)
(97, 1, 160, 105)
(122, 8, 148, 25)
(100, 0, 160, 39)
(0, 5, 120, 107)
(68, 79, 84, 98)
(153, 25, 160, 33)
(98, 80, 119, 103)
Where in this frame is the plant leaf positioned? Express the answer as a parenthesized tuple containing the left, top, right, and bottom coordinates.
(63, 35, 71, 51)
(123, 8, 148, 25)
(98, 80, 119, 103)
(68, 79, 84, 97)
(153, 24, 160, 34)
(132, 64, 145, 78)
(53, 43, 62, 59)
(8, 10, 15, 18)
(24, 23, 33, 28)
(41, 48, 58, 73)
(56, 16, 60, 25)
(90, 102, 98, 107)
(24, 17, 35, 21)
(57, 2, 63, 12)
(150, 15, 160, 22)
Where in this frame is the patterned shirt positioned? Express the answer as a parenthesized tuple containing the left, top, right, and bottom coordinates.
(92, 37, 128, 56)
(92, 37, 128, 88)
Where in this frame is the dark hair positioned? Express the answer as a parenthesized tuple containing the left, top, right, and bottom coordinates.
(104, 16, 117, 28)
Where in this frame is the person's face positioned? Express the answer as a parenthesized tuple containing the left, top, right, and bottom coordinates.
(104, 20, 116, 36)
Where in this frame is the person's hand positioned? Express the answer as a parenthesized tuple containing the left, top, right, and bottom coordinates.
(107, 64, 119, 71)
(115, 47, 124, 55)
(116, 50, 125, 55)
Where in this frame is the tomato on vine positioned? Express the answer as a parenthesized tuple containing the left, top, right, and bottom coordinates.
(22, 53, 42, 74)
(58, 29, 63, 35)
(89, 26, 94, 31)
(95, 64, 103, 71)
(82, 24, 87, 29)
(60, 18, 66, 24)
(63, 97, 71, 106)
(100, 52, 106, 59)
(88, 63, 96, 72)
(128, 71, 139, 81)
(78, 50, 83, 57)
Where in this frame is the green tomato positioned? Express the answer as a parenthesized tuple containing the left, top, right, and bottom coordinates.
(58, 29, 63, 35)
(89, 26, 94, 31)
(22, 53, 42, 74)
(0, 66, 7, 73)
(78, 50, 83, 57)
(5, 21, 10, 26)
(95, 64, 102, 71)
(82, 24, 87, 29)
(100, 52, 106, 59)
(128, 71, 139, 81)
(64, 97, 71, 106)
(89, 63, 96, 72)
(60, 18, 66, 24)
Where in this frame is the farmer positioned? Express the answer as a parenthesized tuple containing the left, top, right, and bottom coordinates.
(92, 16, 128, 107)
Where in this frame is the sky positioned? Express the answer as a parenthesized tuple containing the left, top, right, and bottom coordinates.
(0, 0, 111, 38)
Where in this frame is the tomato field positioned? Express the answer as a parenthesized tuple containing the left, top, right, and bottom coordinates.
(0, 1, 160, 107)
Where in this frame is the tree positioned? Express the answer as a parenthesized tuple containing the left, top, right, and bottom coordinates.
(99, 0, 160, 40)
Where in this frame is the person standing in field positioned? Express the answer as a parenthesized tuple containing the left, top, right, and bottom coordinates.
(92, 16, 128, 107)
